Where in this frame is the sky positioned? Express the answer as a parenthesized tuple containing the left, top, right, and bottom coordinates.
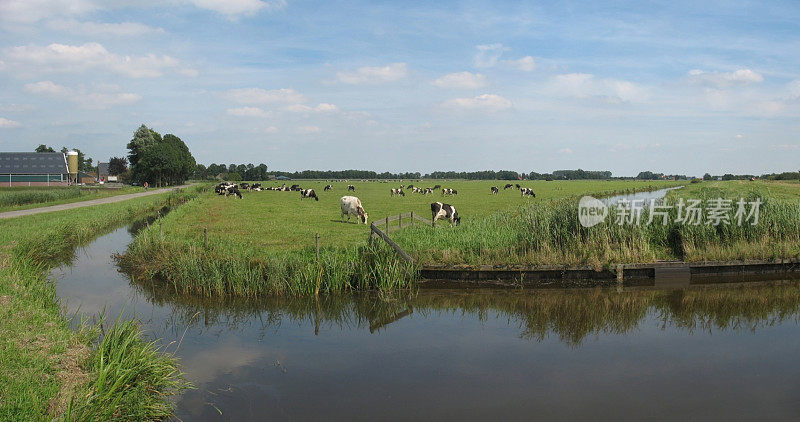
(0, 0, 798, 176)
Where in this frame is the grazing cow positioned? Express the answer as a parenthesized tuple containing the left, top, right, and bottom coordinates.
(431, 202, 461, 227)
(347, 185, 356, 192)
(340, 196, 369, 224)
(290, 184, 302, 191)
(240, 182, 250, 190)
(324, 184, 333, 191)
(442, 188, 456, 196)
(515, 184, 521, 189)
(391, 188, 405, 197)
(407, 184, 414, 189)
(491, 186, 499, 194)
(504, 184, 513, 190)
(300, 188, 319, 201)
(520, 188, 536, 197)
(433, 184, 441, 190)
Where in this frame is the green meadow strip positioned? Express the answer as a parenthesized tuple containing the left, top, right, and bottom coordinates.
(0, 187, 198, 420)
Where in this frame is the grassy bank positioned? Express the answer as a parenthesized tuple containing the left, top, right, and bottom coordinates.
(0, 188, 195, 420)
(0, 186, 141, 213)
(392, 180, 800, 267)
(118, 180, 680, 296)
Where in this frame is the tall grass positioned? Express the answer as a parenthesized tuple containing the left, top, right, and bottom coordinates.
(0, 187, 85, 207)
(62, 317, 190, 421)
(118, 232, 416, 297)
(393, 186, 800, 267)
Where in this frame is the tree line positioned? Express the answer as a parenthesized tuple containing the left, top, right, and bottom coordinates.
(126, 124, 195, 186)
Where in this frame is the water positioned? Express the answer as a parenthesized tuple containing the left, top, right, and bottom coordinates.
(601, 185, 684, 206)
(51, 216, 800, 421)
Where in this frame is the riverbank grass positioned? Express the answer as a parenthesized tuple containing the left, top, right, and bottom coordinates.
(0, 188, 195, 419)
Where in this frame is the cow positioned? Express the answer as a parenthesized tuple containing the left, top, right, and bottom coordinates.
(442, 188, 456, 196)
(340, 196, 369, 224)
(491, 186, 499, 194)
(391, 188, 405, 197)
(515, 184, 521, 189)
(324, 184, 333, 191)
(431, 202, 461, 226)
(407, 184, 414, 189)
(290, 184, 302, 191)
(520, 188, 536, 197)
(347, 185, 356, 192)
(240, 182, 250, 190)
(300, 188, 319, 201)
(433, 184, 441, 190)
(504, 184, 514, 190)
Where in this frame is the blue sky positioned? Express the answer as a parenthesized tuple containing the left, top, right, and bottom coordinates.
(0, 0, 798, 176)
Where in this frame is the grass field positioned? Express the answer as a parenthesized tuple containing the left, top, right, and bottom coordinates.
(0, 189, 193, 420)
(149, 179, 683, 251)
(393, 179, 800, 267)
(0, 186, 142, 213)
(119, 179, 683, 296)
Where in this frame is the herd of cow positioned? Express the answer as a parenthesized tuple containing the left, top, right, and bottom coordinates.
(213, 181, 536, 228)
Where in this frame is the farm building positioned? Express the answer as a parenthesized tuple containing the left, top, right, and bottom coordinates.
(0, 152, 72, 186)
(97, 162, 109, 182)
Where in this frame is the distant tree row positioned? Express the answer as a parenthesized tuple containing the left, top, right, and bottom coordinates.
(127, 124, 195, 186)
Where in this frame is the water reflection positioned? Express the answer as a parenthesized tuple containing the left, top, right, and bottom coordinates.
(51, 216, 800, 421)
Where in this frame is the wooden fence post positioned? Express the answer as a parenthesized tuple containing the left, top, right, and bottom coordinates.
(398, 213, 402, 229)
(385, 216, 389, 234)
(315, 233, 320, 262)
(410, 211, 414, 226)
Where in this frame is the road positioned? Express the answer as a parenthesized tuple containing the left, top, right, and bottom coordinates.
(0, 185, 191, 220)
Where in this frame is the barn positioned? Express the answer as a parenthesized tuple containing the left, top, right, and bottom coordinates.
(0, 152, 71, 187)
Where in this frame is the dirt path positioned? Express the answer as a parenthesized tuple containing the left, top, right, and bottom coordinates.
(0, 185, 192, 220)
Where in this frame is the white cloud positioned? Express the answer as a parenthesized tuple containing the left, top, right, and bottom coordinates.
(432, 72, 487, 89)
(226, 107, 272, 118)
(0, 0, 97, 23)
(23, 81, 141, 109)
(558, 148, 573, 154)
(297, 125, 321, 133)
(24, 80, 72, 96)
(441, 93, 512, 112)
(687, 69, 764, 87)
(265, 125, 278, 133)
(735, 134, 744, 139)
(336, 63, 407, 84)
(505, 56, 536, 72)
(473, 43, 509, 68)
(47, 19, 165, 36)
(224, 87, 306, 104)
(548, 73, 649, 103)
(0, 117, 21, 128)
(187, 0, 286, 17)
(286, 103, 338, 112)
(3, 42, 189, 78)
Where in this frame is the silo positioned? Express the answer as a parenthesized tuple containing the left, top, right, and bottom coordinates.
(66, 151, 78, 183)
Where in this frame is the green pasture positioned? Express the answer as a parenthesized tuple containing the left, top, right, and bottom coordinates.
(163, 179, 683, 252)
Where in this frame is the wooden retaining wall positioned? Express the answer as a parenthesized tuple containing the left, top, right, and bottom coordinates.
(420, 259, 800, 289)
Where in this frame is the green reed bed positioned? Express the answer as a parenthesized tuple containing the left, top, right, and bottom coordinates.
(393, 181, 800, 267)
(0, 187, 196, 420)
(119, 228, 416, 297)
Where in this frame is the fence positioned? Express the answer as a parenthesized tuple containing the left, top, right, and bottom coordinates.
(368, 210, 430, 264)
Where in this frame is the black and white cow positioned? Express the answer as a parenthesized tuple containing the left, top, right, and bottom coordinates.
(300, 188, 319, 201)
(520, 188, 536, 197)
(431, 202, 461, 226)
(390, 188, 405, 197)
(290, 184, 302, 191)
(432, 184, 441, 190)
(324, 184, 333, 191)
(347, 185, 356, 192)
(515, 184, 521, 189)
(240, 182, 250, 190)
(504, 184, 514, 190)
(491, 186, 499, 194)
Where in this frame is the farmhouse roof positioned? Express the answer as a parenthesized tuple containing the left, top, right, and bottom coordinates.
(0, 152, 68, 175)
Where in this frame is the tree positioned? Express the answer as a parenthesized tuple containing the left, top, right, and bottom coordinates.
(127, 124, 159, 168)
(108, 156, 128, 176)
(703, 173, 713, 181)
(35, 144, 55, 153)
(129, 130, 195, 186)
